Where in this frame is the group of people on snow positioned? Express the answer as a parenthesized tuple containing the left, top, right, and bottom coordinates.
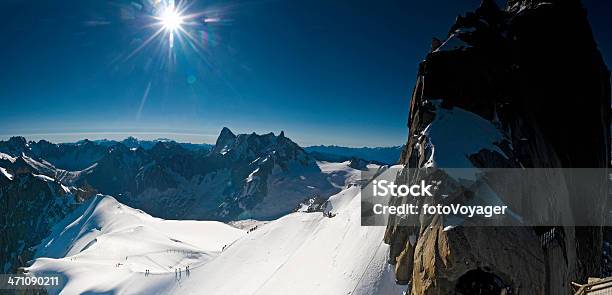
(174, 265, 190, 279)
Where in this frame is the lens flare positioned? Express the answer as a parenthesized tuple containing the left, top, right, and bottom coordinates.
(155, 2, 185, 48)
(160, 7, 184, 32)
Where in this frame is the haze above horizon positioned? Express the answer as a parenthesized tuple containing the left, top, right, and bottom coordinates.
(0, 129, 403, 148)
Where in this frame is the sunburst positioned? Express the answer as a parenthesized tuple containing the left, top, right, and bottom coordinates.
(155, 2, 185, 48)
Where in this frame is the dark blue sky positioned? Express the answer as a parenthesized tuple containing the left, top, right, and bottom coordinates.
(0, 0, 610, 146)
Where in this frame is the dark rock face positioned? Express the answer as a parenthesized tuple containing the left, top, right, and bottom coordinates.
(0, 171, 90, 273)
(209, 129, 333, 220)
(386, 0, 610, 294)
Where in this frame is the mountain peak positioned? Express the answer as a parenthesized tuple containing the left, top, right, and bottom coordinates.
(211, 128, 310, 166)
(221, 127, 234, 135)
(213, 127, 238, 154)
(219, 127, 236, 141)
(122, 136, 139, 144)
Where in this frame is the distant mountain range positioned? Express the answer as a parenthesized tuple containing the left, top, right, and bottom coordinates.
(304, 145, 402, 165)
(0, 128, 399, 223)
(84, 137, 213, 152)
(0, 136, 401, 168)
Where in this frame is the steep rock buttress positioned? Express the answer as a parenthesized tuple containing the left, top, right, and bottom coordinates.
(385, 0, 611, 294)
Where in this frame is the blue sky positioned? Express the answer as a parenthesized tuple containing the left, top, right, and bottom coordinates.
(0, 0, 610, 147)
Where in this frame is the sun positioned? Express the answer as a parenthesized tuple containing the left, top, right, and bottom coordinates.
(154, 2, 186, 48)
(124, 0, 222, 57)
(160, 6, 184, 32)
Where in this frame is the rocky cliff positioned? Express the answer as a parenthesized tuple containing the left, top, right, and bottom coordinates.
(0, 165, 92, 273)
(385, 0, 610, 294)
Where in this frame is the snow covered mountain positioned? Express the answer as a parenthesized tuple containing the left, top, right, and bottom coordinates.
(205, 128, 341, 220)
(28, 195, 244, 294)
(0, 137, 107, 171)
(0, 129, 349, 221)
(26, 162, 403, 295)
(0, 137, 211, 172)
(72, 128, 344, 220)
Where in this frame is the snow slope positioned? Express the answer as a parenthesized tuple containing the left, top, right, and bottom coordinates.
(28, 162, 404, 295)
(28, 195, 245, 294)
(170, 184, 403, 295)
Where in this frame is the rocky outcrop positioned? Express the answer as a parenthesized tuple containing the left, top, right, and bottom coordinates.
(209, 128, 337, 220)
(0, 169, 92, 273)
(386, 0, 610, 294)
